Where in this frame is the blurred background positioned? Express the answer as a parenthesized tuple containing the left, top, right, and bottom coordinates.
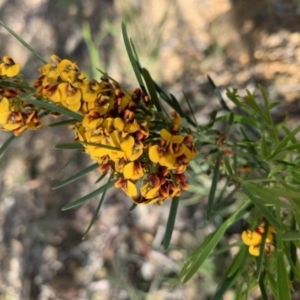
(1, 0, 300, 299)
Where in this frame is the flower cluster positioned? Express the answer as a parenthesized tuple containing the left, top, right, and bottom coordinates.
(31, 55, 197, 205)
(0, 56, 42, 136)
(241, 221, 275, 256)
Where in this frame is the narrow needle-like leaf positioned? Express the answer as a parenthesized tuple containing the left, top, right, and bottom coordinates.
(62, 181, 115, 211)
(55, 143, 84, 150)
(53, 163, 99, 189)
(207, 151, 222, 221)
(163, 196, 180, 250)
(0, 135, 16, 157)
(0, 20, 47, 64)
(51, 150, 81, 180)
(82, 176, 112, 239)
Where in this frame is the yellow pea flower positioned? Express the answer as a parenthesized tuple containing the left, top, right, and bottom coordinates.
(58, 83, 82, 112)
(241, 230, 262, 246)
(0, 97, 10, 124)
(0, 56, 21, 77)
(123, 161, 144, 181)
(115, 178, 138, 199)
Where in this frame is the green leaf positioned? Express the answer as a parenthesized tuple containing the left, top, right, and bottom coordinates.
(0, 134, 16, 157)
(62, 181, 115, 210)
(258, 84, 272, 125)
(260, 134, 268, 160)
(178, 232, 215, 282)
(51, 150, 81, 180)
(270, 144, 300, 161)
(204, 110, 218, 129)
(182, 91, 198, 128)
(169, 94, 197, 127)
(256, 222, 269, 280)
(82, 176, 112, 239)
(122, 22, 145, 90)
(22, 98, 83, 122)
(276, 232, 291, 300)
(244, 90, 269, 124)
(243, 177, 276, 183)
(235, 283, 245, 300)
(269, 101, 281, 110)
(270, 124, 300, 159)
(226, 245, 247, 278)
(292, 210, 300, 230)
(267, 270, 279, 299)
(141, 68, 162, 112)
(243, 182, 292, 208)
(291, 171, 300, 183)
(0, 80, 35, 91)
(243, 185, 283, 231)
(281, 125, 298, 144)
(82, 142, 122, 152)
(210, 241, 242, 257)
(258, 272, 269, 300)
(94, 173, 106, 184)
(48, 119, 77, 128)
(180, 201, 249, 283)
(282, 231, 300, 241)
(55, 143, 84, 150)
(0, 20, 47, 64)
(82, 21, 102, 79)
(163, 196, 180, 250)
(53, 163, 99, 189)
(226, 88, 242, 107)
(206, 151, 222, 221)
(129, 203, 137, 211)
(225, 112, 235, 136)
(211, 271, 241, 300)
(207, 75, 230, 111)
(223, 156, 234, 176)
(152, 81, 197, 127)
(215, 114, 257, 126)
(268, 164, 284, 178)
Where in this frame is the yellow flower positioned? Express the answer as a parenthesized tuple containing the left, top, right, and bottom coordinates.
(115, 158, 127, 173)
(173, 155, 189, 174)
(109, 130, 143, 161)
(116, 92, 132, 111)
(98, 162, 114, 174)
(43, 84, 61, 102)
(249, 245, 260, 257)
(140, 175, 161, 200)
(126, 140, 144, 161)
(135, 121, 149, 141)
(160, 129, 184, 144)
(241, 223, 275, 257)
(40, 55, 61, 83)
(149, 142, 167, 164)
(181, 135, 197, 159)
(25, 111, 42, 130)
(58, 82, 82, 112)
(113, 117, 125, 131)
(82, 111, 103, 131)
(102, 118, 115, 135)
(115, 178, 138, 199)
(0, 56, 21, 77)
(123, 110, 140, 133)
(57, 59, 79, 81)
(241, 230, 262, 246)
(1, 111, 23, 131)
(81, 80, 99, 102)
(0, 97, 10, 124)
(123, 161, 144, 181)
